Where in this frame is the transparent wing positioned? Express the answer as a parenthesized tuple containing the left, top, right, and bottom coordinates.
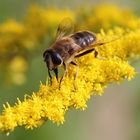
(55, 17, 74, 40)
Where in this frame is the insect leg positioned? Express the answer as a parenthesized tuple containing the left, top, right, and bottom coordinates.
(94, 50, 98, 58)
(70, 61, 79, 90)
(75, 48, 98, 58)
(48, 68, 52, 85)
(53, 68, 59, 82)
(59, 62, 67, 90)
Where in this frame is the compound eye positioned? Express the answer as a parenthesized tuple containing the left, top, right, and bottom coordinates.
(51, 53, 62, 65)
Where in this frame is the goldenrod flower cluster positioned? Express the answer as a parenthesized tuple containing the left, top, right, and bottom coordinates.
(0, 4, 140, 134)
(77, 4, 140, 31)
(0, 26, 139, 133)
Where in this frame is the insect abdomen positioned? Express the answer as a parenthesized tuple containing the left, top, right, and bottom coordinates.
(71, 31, 96, 49)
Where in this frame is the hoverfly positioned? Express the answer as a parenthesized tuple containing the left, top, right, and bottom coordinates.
(43, 18, 118, 90)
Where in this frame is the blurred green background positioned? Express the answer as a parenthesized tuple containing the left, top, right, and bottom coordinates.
(0, 0, 140, 140)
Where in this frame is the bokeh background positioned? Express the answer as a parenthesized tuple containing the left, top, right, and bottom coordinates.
(0, 0, 140, 140)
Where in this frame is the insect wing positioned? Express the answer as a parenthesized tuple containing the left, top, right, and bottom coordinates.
(55, 18, 74, 40)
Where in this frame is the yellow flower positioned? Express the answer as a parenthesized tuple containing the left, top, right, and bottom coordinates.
(77, 4, 140, 31)
(0, 26, 138, 133)
(25, 5, 75, 38)
(0, 20, 25, 35)
(4, 56, 27, 85)
(97, 27, 140, 59)
(0, 20, 25, 55)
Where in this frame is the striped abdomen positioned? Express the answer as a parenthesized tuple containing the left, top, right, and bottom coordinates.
(70, 31, 96, 49)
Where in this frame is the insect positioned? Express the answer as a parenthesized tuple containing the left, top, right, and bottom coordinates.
(43, 18, 118, 90)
